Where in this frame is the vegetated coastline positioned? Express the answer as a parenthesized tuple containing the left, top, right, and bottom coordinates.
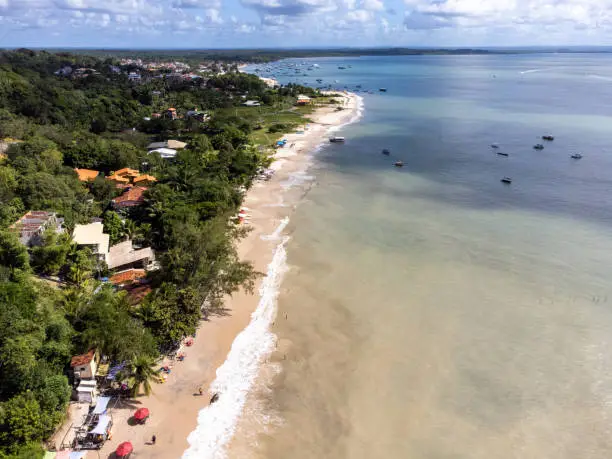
(0, 47, 350, 457)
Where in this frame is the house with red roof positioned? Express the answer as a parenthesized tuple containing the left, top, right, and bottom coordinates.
(109, 268, 146, 287)
(111, 186, 148, 209)
(70, 349, 99, 380)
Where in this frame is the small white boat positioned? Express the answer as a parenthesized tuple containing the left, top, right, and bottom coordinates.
(329, 136, 345, 143)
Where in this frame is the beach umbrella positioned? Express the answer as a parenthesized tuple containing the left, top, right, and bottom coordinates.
(115, 442, 133, 457)
(133, 407, 149, 421)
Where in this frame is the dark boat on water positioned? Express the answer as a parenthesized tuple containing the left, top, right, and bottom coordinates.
(491, 143, 500, 149)
(394, 161, 403, 167)
(542, 135, 554, 141)
(382, 149, 390, 155)
(533, 144, 544, 150)
(497, 152, 509, 157)
(501, 177, 512, 184)
(571, 153, 583, 159)
(379, 88, 387, 92)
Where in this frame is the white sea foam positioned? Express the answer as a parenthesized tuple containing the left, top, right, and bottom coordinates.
(328, 94, 365, 134)
(280, 171, 316, 190)
(261, 217, 290, 241)
(182, 222, 289, 459)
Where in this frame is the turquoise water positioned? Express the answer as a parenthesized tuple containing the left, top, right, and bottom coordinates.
(250, 55, 612, 458)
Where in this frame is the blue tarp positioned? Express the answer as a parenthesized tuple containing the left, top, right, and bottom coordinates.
(69, 452, 87, 459)
(106, 362, 126, 380)
(90, 415, 111, 435)
(92, 396, 111, 415)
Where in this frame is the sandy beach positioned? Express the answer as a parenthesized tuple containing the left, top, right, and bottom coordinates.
(72, 92, 362, 458)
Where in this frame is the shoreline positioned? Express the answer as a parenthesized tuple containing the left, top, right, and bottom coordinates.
(94, 92, 363, 458)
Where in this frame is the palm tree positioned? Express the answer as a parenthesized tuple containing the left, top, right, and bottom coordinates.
(121, 356, 161, 397)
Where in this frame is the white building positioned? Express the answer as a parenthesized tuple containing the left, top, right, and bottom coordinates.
(72, 222, 110, 263)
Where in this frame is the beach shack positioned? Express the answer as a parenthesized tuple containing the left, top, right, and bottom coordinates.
(71, 349, 99, 380)
(296, 95, 312, 106)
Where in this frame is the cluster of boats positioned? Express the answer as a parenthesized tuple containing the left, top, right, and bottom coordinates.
(494, 134, 583, 185)
(253, 61, 388, 94)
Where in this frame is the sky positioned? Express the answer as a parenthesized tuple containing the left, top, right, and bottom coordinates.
(1, 0, 611, 48)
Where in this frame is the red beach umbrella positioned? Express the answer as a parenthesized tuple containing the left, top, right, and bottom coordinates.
(115, 441, 133, 457)
(133, 407, 150, 421)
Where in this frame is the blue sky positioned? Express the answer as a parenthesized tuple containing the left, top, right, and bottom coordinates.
(1, 0, 611, 48)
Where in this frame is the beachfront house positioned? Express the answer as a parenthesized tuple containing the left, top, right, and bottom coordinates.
(71, 349, 99, 380)
(107, 239, 155, 272)
(296, 95, 312, 106)
(72, 222, 110, 264)
(10, 211, 64, 247)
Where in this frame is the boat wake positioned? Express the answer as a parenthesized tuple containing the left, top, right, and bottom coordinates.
(520, 69, 543, 74)
(182, 223, 289, 459)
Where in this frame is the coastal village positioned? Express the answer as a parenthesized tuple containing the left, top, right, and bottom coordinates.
(0, 47, 353, 458)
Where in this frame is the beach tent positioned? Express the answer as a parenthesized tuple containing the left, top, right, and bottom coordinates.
(115, 442, 133, 458)
(90, 415, 111, 435)
(92, 396, 111, 415)
(69, 452, 87, 459)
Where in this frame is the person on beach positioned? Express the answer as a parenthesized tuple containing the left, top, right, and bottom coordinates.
(151, 435, 156, 445)
(198, 386, 203, 396)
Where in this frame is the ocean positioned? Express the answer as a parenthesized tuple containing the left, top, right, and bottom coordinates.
(217, 54, 612, 458)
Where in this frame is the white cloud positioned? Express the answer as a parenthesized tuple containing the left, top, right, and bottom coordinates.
(347, 9, 371, 21)
(172, 0, 220, 8)
(362, 0, 383, 11)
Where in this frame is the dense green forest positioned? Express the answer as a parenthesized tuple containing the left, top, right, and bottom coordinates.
(0, 48, 319, 457)
(50, 46, 606, 65)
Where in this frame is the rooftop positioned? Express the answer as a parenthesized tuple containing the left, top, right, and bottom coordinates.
(133, 174, 157, 184)
(10, 211, 63, 245)
(109, 268, 146, 286)
(72, 222, 110, 255)
(147, 140, 187, 150)
(114, 168, 140, 178)
(107, 240, 155, 270)
(106, 174, 130, 184)
(70, 349, 96, 368)
(112, 186, 148, 207)
(74, 169, 99, 182)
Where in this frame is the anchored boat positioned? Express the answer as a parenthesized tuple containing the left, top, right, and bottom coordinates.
(501, 177, 512, 184)
(329, 136, 345, 143)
